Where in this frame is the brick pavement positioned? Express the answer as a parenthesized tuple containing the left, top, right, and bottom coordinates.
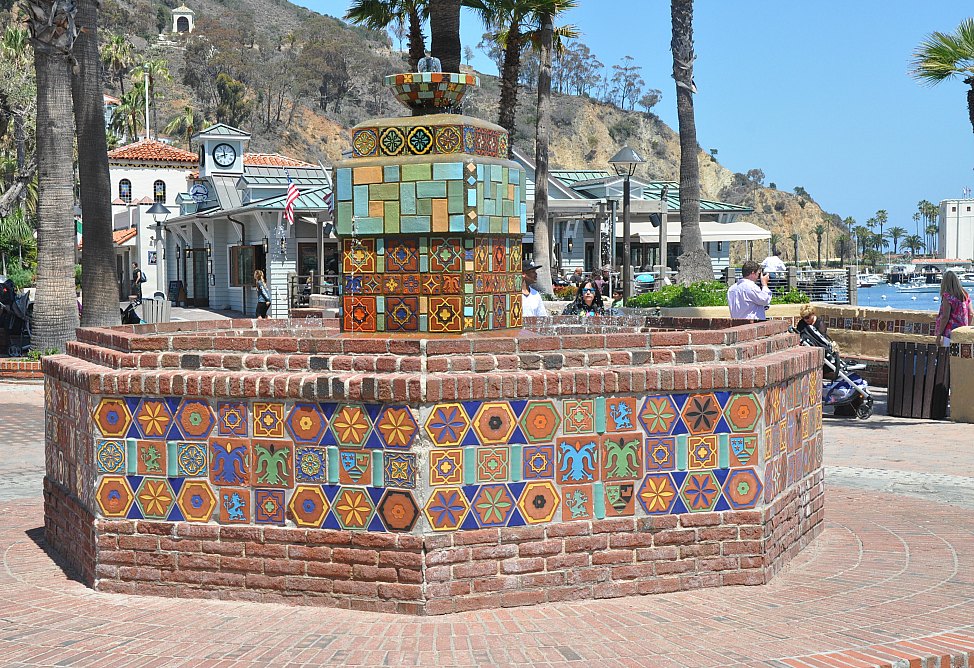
(1, 380, 973, 667)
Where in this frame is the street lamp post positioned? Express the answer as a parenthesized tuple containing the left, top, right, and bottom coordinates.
(609, 146, 645, 301)
(146, 201, 171, 293)
(143, 63, 151, 140)
(657, 185, 669, 285)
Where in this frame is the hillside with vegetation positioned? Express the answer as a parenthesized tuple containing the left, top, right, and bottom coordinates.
(2, 0, 850, 272)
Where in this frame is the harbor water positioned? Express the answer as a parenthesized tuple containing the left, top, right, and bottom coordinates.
(855, 283, 940, 313)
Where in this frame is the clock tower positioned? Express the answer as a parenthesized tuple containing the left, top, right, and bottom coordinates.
(191, 124, 250, 178)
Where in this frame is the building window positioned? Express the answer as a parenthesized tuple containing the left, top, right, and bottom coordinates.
(153, 180, 166, 204)
(119, 179, 132, 204)
(952, 206, 956, 212)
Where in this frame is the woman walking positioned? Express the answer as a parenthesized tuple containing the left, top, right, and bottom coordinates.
(255, 270, 271, 319)
(935, 271, 973, 347)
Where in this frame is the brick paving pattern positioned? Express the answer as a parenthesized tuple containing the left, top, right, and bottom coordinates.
(2, 381, 973, 667)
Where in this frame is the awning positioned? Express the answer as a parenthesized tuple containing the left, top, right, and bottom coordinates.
(628, 220, 770, 243)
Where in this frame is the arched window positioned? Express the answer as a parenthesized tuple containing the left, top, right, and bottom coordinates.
(153, 180, 166, 203)
(119, 179, 132, 204)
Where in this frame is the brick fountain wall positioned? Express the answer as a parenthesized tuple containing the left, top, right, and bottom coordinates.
(42, 316, 824, 614)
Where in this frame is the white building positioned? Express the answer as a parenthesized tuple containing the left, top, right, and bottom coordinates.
(171, 5, 195, 33)
(103, 129, 334, 314)
(939, 198, 974, 261)
(514, 148, 768, 278)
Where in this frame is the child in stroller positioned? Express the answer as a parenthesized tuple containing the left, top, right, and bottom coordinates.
(792, 308, 874, 419)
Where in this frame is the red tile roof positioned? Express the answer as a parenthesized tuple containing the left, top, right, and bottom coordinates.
(243, 153, 315, 167)
(114, 228, 138, 245)
(108, 139, 197, 164)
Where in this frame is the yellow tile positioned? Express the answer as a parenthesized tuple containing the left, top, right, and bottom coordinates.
(432, 198, 449, 232)
(369, 200, 384, 217)
(508, 184, 514, 199)
(353, 166, 384, 185)
(508, 217, 520, 234)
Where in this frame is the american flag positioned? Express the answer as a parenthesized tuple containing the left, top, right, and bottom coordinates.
(284, 172, 300, 225)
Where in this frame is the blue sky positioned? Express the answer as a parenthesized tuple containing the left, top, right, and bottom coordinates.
(299, 0, 974, 239)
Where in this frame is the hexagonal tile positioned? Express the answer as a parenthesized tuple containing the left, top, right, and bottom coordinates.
(518, 400, 561, 443)
(175, 399, 215, 439)
(176, 479, 216, 522)
(639, 396, 679, 435)
(470, 484, 515, 527)
(135, 477, 175, 519)
(330, 405, 372, 448)
(288, 485, 330, 527)
(517, 481, 559, 524)
(95, 475, 134, 518)
(333, 487, 374, 530)
(375, 406, 419, 449)
(93, 398, 131, 438)
(680, 471, 722, 512)
(377, 489, 420, 531)
(725, 393, 763, 433)
(423, 486, 469, 531)
(424, 403, 469, 447)
(286, 403, 328, 444)
(134, 399, 173, 438)
(724, 468, 762, 510)
(471, 402, 517, 445)
(681, 393, 721, 435)
(637, 473, 678, 514)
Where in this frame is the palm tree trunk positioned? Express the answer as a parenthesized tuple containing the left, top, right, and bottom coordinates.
(406, 7, 425, 72)
(531, 11, 553, 296)
(498, 26, 522, 156)
(73, 0, 120, 327)
(429, 0, 461, 74)
(670, 0, 711, 284)
(32, 44, 81, 351)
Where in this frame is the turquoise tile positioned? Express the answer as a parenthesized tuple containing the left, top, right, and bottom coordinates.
(166, 441, 178, 476)
(593, 482, 605, 519)
(376, 296, 384, 310)
(416, 181, 447, 199)
(353, 185, 369, 216)
(718, 434, 730, 469)
(466, 189, 477, 207)
(372, 450, 384, 487)
(417, 198, 432, 215)
(355, 217, 383, 234)
(464, 306, 473, 316)
(402, 216, 431, 233)
(337, 168, 352, 199)
(383, 165, 400, 182)
(432, 162, 463, 180)
(420, 255, 428, 272)
(464, 448, 476, 485)
(327, 446, 339, 484)
(676, 435, 688, 471)
(595, 397, 606, 434)
(126, 438, 137, 474)
(336, 202, 353, 235)
(400, 183, 416, 214)
(490, 164, 502, 181)
(449, 214, 466, 232)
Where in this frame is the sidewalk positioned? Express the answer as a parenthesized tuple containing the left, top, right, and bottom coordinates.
(1, 383, 972, 667)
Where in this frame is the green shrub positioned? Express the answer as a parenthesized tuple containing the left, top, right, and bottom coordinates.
(6, 266, 34, 290)
(626, 280, 809, 308)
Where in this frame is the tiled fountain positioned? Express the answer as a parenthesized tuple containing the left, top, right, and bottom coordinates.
(43, 73, 824, 614)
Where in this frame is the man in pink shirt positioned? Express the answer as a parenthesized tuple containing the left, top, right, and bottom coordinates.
(727, 260, 772, 320)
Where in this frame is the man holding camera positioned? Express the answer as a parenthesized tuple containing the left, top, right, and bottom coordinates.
(727, 260, 772, 320)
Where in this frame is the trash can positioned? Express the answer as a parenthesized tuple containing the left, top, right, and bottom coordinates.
(887, 342, 950, 419)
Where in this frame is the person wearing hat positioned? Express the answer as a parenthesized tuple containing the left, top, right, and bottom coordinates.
(521, 261, 548, 318)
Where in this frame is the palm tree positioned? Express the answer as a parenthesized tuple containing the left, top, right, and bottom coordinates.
(912, 211, 921, 238)
(466, 0, 577, 154)
(73, 0, 121, 327)
(813, 223, 825, 268)
(852, 225, 870, 256)
(164, 106, 204, 149)
(100, 33, 134, 96)
(769, 232, 780, 256)
(911, 18, 974, 134)
(429, 0, 461, 73)
(110, 87, 145, 141)
(670, 0, 711, 283)
(926, 223, 940, 256)
(346, 0, 428, 71)
(133, 58, 173, 139)
(886, 226, 907, 255)
(903, 234, 924, 257)
(875, 209, 888, 242)
(789, 232, 800, 265)
(835, 233, 850, 266)
(24, 0, 82, 351)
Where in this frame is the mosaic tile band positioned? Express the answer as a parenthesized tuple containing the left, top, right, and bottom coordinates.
(87, 376, 822, 533)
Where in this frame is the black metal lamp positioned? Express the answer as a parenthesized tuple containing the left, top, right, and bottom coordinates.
(609, 146, 645, 301)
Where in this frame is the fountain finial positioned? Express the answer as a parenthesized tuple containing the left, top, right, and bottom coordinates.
(384, 71, 480, 113)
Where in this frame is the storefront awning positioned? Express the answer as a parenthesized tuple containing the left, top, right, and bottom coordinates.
(628, 220, 770, 243)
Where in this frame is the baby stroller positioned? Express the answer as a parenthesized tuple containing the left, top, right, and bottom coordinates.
(791, 323, 874, 419)
(0, 278, 32, 356)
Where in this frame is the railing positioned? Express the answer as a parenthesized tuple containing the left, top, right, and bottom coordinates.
(723, 267, 854, 304)
(288, 273, 340, 308)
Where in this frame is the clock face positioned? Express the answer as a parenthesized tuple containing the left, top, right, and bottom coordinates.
(212, 143, 237, 168)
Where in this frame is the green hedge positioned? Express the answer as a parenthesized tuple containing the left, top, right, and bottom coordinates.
(626, 281, 809, 308)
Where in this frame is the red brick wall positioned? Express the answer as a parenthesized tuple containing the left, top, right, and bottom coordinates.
(0, 359, 42, 380)
(44, 478, 96, 586)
